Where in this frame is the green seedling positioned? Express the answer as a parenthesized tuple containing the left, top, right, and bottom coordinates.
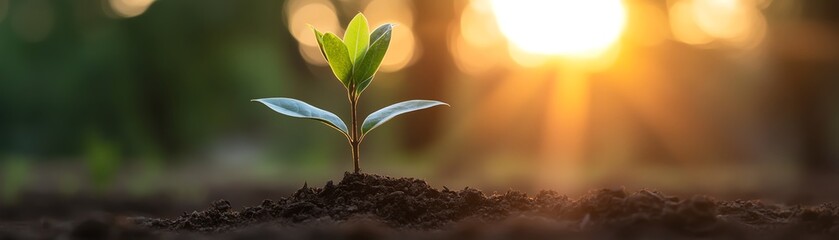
(254, 13, 448, 173)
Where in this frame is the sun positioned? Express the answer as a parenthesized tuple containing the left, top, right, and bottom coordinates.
(490, 0, 628, 58)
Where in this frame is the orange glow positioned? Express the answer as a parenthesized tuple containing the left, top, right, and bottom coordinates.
(668, 0, 767, 49)
(460, 0, 503, 48)
(451, 0, 507, 75)
(286, 0, 340, 47)
(285, 0, 340, 66)
(693, 0, 751, 39)
(449, 28, 504, 76)
(625, 2, 668, 47)
(507, 45, 549, 68)
(363, 0, 414, 28)
(539, 70, 590, 188)
(363, 0, 417, 72)
(378, 25, 417, 72)
(298, 43, 328, 66)
(490, 0, 627, 58)
(669, 1, 715, 46)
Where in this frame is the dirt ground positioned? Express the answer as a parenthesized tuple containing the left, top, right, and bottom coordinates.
(2, 172, 838, 239)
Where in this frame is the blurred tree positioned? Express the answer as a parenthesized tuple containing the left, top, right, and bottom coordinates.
(767, 0, 839, 173)
(0, 0, 299, 161)
(401, 0, 454, 151)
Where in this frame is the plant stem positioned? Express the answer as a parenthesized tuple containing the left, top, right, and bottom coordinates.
(349, 88, 361, 173)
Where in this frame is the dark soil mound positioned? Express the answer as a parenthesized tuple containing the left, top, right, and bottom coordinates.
(141, 172, 518, 230)
(4, 173, 838, 239)
(128, 172, 839, 239)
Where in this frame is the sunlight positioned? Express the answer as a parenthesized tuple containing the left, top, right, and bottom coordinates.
(490, 0, 627, 58)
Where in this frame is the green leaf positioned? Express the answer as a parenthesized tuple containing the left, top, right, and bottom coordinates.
(254, 98, 349, 136)
(355, 76, 373, 95)
(310, 25, 328, 61)
(322, 33, 353, 86)
(343, 13, 369, 64)
(361, 100, 448, 137)
(370, 23, 392, 43)
(352, 24, 393, 94)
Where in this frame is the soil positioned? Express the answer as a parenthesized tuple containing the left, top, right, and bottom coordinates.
(2, 172, 838, 239)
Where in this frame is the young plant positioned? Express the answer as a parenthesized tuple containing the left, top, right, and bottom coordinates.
(254, 13, 448, 173)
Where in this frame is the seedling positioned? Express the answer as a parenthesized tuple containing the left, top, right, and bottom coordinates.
(254, 13, 448, 173)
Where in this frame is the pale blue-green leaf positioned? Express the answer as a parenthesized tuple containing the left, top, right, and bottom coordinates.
(322, 33, 353, 86)
(361, 100, 448, 137)
(310, 25, 328, 61)
(254, 98, 349, 135)
(343, 13, 369, 64)
(352, 24, 392, 93)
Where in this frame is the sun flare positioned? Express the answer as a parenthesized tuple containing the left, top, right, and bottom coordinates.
(490, 0, 627, 58)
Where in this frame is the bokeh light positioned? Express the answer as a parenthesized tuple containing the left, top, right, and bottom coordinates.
(669, 0, 715, 46)
(693, 0, 751, 39)
(459, 0, 503, 48)
(285, 0, 340, 47)
(285, 0, 340, 66)
(0, 0, 9, 24)
(490, 0, 628, 57)
(668, 0, 767, 49)
(376, 25, 417, 72)
(363, 0, 414, 29)
(450, 0, 507, 74)
(449, 27, 504, 76)
(108, 0, 155, 18)
(298, 42, 329, 66)
(363, 0, 417, 72)
(10, 0, 54, 42)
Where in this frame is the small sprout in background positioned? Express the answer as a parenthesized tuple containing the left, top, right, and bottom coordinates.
(1, 156, 30, 204)
(254, 13, 448, 173)
(84, 132, 120, 193)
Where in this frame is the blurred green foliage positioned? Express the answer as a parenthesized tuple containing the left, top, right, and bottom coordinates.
(0, 0, 316, 161)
